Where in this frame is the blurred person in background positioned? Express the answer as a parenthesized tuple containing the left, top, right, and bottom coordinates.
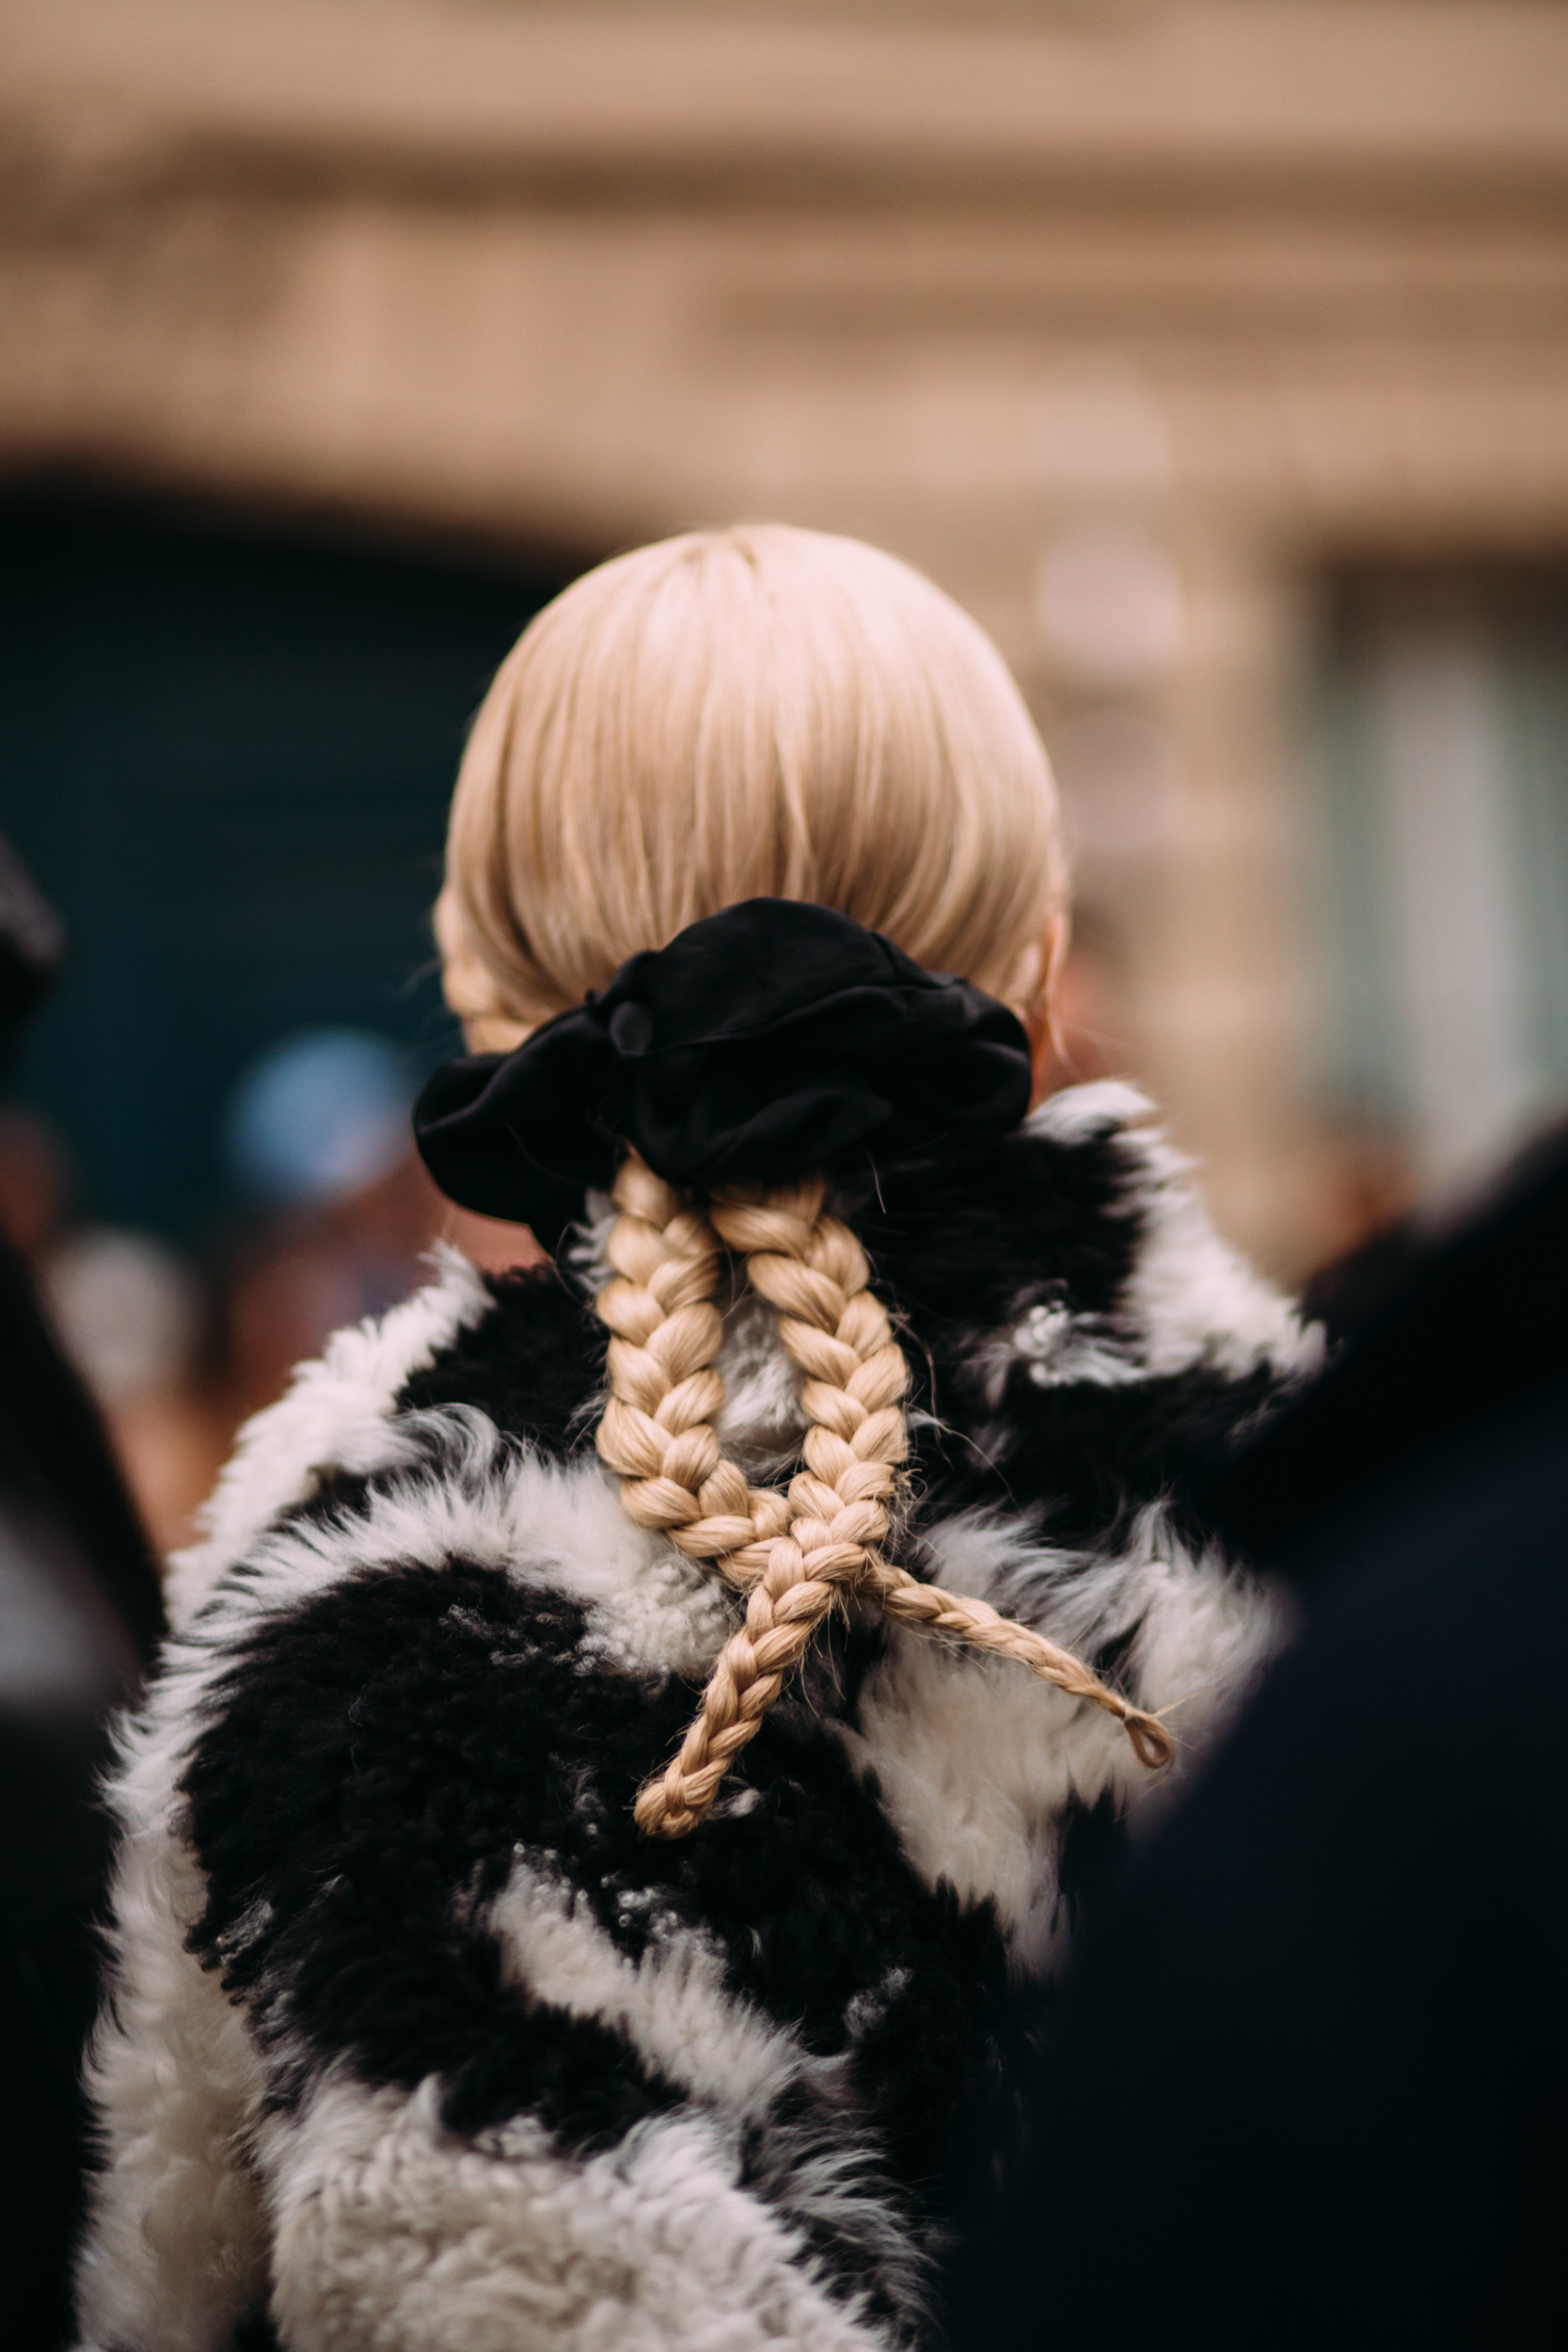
(75, 526, 1323, 2352)
(0, 838, 164, 2352)
(945, 1119, 1568, 2350)
(44, 1214, 215, 1562)
(203, 1026, 541, 1480)
(215, 1027, 450, 1419)
(0, 1031, 543, 1566)
(0, 1099, 220, 1559)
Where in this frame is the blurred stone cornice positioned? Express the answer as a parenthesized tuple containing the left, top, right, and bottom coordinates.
(5, 0, 1568, 208)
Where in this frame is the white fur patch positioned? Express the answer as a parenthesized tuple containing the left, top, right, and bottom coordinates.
(182, 1414, 733, 1686)
(485, 1865, 924, 2321)
(257, 2071, 896, 2352)
(564, 1192, 617, 1296)
(487, 1863, 805, 2127)
(137, 1424, 733, 1810)
(166, 1246, 492, 1627)
(1115, 1125, 1322, 1382)
(1028, 1076, 1158, 1146)
(574, 1204, 807, 1476)
(842, 1509, 1281, 1977)
(74, 1831, 268, 2352)
(712, 1287, 808, 1471)
(843, 1624, 1096, 1978)
(999, 1084, 1322, 1392)
(1008, 1300, 1147, 1389)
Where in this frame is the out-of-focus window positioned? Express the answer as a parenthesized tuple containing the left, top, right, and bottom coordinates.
(1308, 566, 1568, 1201)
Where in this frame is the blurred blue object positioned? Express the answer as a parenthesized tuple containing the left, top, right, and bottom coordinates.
(225, 1029, 415, 1208)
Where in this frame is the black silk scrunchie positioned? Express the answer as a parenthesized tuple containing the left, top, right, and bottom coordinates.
(413, 898, 1034, 1251)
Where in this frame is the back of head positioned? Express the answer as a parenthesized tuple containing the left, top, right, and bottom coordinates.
(438, 522, 1064, 1044)
(427, 525, 1169, 1839)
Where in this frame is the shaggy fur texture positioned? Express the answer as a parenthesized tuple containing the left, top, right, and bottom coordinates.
(77, 1084, 1316, 2351)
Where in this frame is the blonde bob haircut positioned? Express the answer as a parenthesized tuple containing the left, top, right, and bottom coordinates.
(436, 524, 1170, 1837)
(437, 522, 1067, 1046)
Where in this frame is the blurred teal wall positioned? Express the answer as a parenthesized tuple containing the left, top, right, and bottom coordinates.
(0, 493, 582, 1241)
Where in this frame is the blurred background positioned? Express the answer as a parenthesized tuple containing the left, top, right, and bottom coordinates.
(2, 0, 1566, 1552)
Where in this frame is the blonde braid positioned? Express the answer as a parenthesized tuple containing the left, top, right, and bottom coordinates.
(629, 1179, 1174, 1838)
(594, 1155, 790, 1581)
(629, 1181, 899, 1836)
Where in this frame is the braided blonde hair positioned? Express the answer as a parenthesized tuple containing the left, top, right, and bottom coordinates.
(594, 1154, 1174, 1839)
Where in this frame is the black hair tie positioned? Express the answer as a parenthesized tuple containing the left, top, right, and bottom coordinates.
(413, 898, 1033, 1253)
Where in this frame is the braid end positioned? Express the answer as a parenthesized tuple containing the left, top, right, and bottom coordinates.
(1120, 1706, 1177, 1771)
(633, 1772, 705, 1839)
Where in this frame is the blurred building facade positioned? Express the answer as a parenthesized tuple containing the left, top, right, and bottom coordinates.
(4, 0, 1568, 1275)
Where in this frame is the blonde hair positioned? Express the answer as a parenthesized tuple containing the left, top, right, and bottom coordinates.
(439, 525, 1169, 1836)
(438, 523, 1067, 1045)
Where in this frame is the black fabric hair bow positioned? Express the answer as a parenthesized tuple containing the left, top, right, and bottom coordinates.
(413, 898, 1034, 1251)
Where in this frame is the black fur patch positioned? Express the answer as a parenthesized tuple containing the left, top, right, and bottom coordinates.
(1054, 1789, 1132, 1936)
(179, 1549, 1011, 2266)
(834, 1120, 1275, 1557)
(233, 2311, 283, 2352)
(833, 1122, 1141, 1343)
(396, 1263, 605, 1461)
(911, 1360, 1284, 1554)
(181, 1562, 686, 2153)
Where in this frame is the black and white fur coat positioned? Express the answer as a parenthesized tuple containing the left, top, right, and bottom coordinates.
(77, 1082, 1319, 2352)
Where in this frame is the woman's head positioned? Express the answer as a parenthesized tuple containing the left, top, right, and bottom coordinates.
(437, 522, 1066, 1046)
(424, 525, 1169, 1837)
